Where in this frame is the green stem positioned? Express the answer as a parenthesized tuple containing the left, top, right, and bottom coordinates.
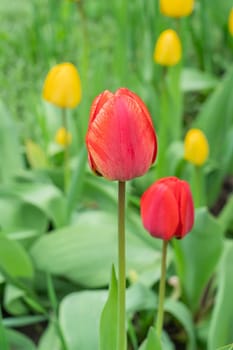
(194, 165, 204, 208)
(156, 67, 169, 178)
(117, 181, 126, 350)
(46, 273, 68, 350)
(156, 240, 168, 339)
(62, 108, 70, 193)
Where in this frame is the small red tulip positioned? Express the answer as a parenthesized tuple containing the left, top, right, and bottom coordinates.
(140, 177, 194, 240)
(86, 88, 157, 181)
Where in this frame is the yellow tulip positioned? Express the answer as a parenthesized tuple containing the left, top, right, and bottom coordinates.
(228, 8, 233, 36)
(55, 127, 72, 147)
(43, 62, 82, 108)
(160, 0, 194, 18)
(184, 128, 209, 166)
(153, 29, 182, 66)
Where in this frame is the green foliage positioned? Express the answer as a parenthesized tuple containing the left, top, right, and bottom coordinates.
(59, 291, 107, 350)
(0, 0, 233, 349)
(99, 266, 118, 350)
(173, 208, 224, 311)
(208, 241, 233, 349)
(30, 211, 161, 287)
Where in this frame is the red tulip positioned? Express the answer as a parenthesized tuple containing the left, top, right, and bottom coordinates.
(86, 88, 157, 181)
(140, 177, 194, 240)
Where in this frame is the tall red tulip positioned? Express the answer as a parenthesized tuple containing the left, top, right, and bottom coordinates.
(141, 176, 194, 240)
(86, 88, 157, 181)
(141, 176, 194, 339)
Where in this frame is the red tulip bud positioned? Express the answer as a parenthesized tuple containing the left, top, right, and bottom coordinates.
(86, 88, 157, 181)
(140, 177, 194, 240)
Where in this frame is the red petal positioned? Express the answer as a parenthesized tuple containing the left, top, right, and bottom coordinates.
(116, 88, 157, 163)
(89, 90, 113, 125)
(86, 93, 157, 180)
(175, 180, 194, 238)
(141, 182, 179, 240)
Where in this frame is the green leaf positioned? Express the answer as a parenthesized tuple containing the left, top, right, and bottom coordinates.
(194, 66, 233, 203)
(31, 211, 160, 287)
(25, 139, 49, 169)
(208, 241, 233, 349)
(218, 194, 233, 232)
(59, 291, 107, 350)
(66, 146, 87, 218)
(165, 299, 196, 350)
(0, 307, 10, 350)
(140, 327, 162, 350)
(126, 283, 156, 315)
(173, 208, 224, 311)
(38, 322, 62, 350)
(4, 284, 28, 315)
(6, 329, 36, 350)
(0, 235, 34, 279)
(0, 180, 67, 228)
(0, 100, 23, 183)
(0, 195, 47, 236)
(99, 265, 118, 350)
(181, 68, 217, 92)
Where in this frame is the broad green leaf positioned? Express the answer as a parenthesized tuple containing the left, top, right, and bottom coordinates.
(194, 66, 233, 203)
(208, 241, 233, 349)
(140, 327, 162, 350)
(0, 195, 47, 235)
(6, 329, 36, 350)
(0, 235, 34, 279)
(173, 208, 223, 311)
(126, 283, 156, 315)
(66, 146, 87, 218)
(82, 174, 118, 212)
(181, 68, 217, 92)
(0, 181, 67, 228)
(0, 100, 23, 183)
(217, 344, 233, 350)
(25, 139, 49, 169)
(0, 307, 10, 350)
(218, 194, 233, 232)
(165, 299, 196, 350)
(99, 266, 118, 350)
(4, 284, 28, 315)
(145, 327, 162, 350)
(59, 291, 107, 350)
(31, 211, 161, 287)
(38, 322, 61, 350)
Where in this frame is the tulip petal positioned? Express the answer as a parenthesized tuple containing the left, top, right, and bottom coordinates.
(141, 183, 179, 240)
(43, 63, 81, 108)
(86, 93, 157, 181)
(89, 90, 113, 125)
(175, 181, 194, 238)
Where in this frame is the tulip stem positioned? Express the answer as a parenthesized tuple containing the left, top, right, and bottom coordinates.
(62, 108, 70, 193)
(156, 239, 168, 339)
(117, 181, 126, 350)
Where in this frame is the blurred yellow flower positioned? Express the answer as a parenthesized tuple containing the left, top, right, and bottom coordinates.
(228, 8, 233, 36)
(55, 127, 72, 147)
(184, 128, 209, 166)
(153, 29, 182, 66)
(43, 62, 82, 108)
(160, 0, 194, 18)
(128, 269, 139, 284)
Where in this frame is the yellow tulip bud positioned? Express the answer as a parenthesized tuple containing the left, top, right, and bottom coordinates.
(43, 62, 82, 108)
(128, 269, 139, 284)
(55, 127, 72, 147)
(228, 8, 233, 36)
(153, 29, 182, 66)
(160, 0, 194, 18)
(184, 128, 209, 166)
